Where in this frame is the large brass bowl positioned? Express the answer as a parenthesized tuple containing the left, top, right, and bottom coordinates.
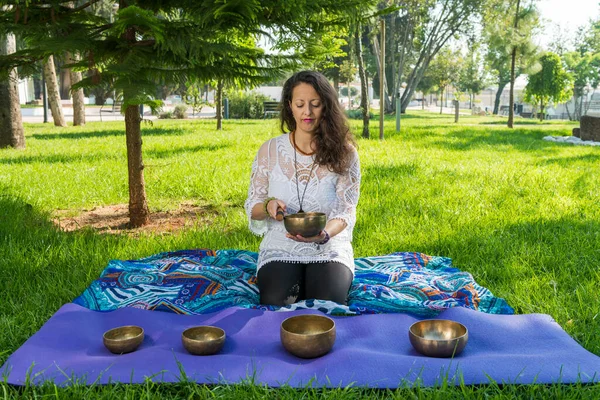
(280, 314, 336, 359)
(182, 326, 226, 355)
(103, 325, 144, 354)
(408, 319, 468, 358)
(283, 212, 326, 237)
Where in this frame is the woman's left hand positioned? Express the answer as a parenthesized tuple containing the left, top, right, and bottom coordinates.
(286, 231, 326, 243)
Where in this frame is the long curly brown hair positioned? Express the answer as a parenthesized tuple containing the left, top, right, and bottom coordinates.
(280, 71, 356, 175)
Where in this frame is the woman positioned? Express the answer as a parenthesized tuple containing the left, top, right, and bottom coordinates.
(244, 70, 361, 306)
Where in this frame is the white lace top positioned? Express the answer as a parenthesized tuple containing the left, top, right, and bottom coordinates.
(245, 133, 361, 274)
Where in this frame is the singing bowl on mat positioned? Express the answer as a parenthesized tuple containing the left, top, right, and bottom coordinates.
(408, 319, 468, 358)
(283, 212, 326, 237)
(103, 325, 144, 354)
(182, 326, 226, 355)
(280, 314, 336, 359)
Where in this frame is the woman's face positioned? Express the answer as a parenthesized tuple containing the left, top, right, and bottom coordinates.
(290, 82, 323, 135)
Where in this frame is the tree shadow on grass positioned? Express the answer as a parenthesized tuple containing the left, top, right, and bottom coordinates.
(406, 127, 570, 153)
(146, 143, 231, 159)
(362, 162, 419, 181)
(537, 153, 600, 166)
(358, 109, 434, 121)
(0, 192, 257, 361)
(0, 142, 233, 165)
(0, 194, 114, 359)
(32, 126, 192, 140)
(480, 120, 577, 126)
(428, 217, 600, 353)
(374, 125, 445, 141)
(355, 200, 600, 340)
(0, 195, 58, 241)
(395, 113, 442, 120)
(0, 153, 123, 165)
(408, 124, 459, 134)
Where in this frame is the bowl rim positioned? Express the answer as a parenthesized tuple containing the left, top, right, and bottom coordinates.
(408, 319, 468, 342)
(182, 325, 226, 341)
(283, 212, 327, 220)
(280, 314, 336, 337)
(103, 325, 144, 341)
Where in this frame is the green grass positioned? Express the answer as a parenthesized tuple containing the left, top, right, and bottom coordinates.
(1, 111, 599, 398)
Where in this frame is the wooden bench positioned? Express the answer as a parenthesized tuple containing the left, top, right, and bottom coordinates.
(263, 101, 280, 118)
(100, 98, 123, 121)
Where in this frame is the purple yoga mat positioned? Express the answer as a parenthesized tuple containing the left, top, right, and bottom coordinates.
(3, 303, 600, 387)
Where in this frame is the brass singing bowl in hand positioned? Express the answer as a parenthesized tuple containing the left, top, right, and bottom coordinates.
(408, 319, 468, 358)
(280, 314, 336, 359)
(103, 325, 144, 354)
(283, 212, 326, 237)
(182, 326, 226, 355)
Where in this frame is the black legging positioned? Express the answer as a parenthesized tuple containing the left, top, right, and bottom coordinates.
(257, 261, 353, 306)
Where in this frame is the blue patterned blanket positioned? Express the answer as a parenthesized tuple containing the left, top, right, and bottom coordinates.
(74, 249, 513, 316)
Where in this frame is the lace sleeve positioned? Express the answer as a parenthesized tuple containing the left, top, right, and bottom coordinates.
(329, 148, 361, 233)
(244, 139, 272, 236)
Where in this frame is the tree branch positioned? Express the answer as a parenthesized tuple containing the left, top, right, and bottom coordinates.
(132, 40, 156, 47)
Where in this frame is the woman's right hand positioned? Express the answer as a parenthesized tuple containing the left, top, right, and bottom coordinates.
(266, 198, 287, 221)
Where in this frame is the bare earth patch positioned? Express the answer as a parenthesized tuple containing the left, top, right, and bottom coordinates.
(52, 202, 215, 235)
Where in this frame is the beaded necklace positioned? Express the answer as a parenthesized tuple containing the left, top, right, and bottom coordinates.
(292, 131, 317, 213)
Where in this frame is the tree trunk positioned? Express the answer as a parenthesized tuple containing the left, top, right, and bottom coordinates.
(371, 28, 391, 113)
(539, 100, 544, 121)
(68, 52, 86, 126)
(216, 79, 223, 130)
(395, 16, 413, 109)
(33, 76, 42, 100)
(59, 64, 71, 100)
(125, 104, 150, 227)
(389, 14, 396, 110)
(507, 45, 519, 128)
(42, 55, 67, 127)
(355, 21, 369, 139)
(399, 2, 474, 113)
(400, 55, 433, 113)
(508, 0, 521, 129)
(444, 88, 448, 108)
(493, 80, 509, 115)
(347, 83, 351, 110)
(439, 87, 444, 114)
(507, 46, 517, 128)
(0, 33, 25, 149)
(121, 8, 150, 227)
(565, 97, 574, 120)
(454, 100, 459, 123)
(583, 89, 595, 117)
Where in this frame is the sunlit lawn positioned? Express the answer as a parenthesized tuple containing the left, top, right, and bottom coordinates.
(1, 111, 599, 398)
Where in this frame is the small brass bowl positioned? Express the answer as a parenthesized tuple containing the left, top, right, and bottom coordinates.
(409, 319, 468, 358)
(103, 325, 144, 354)
(280, 314, 336, 359)
(283, 212, 326, 237)
(182, 326, 226, 356)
